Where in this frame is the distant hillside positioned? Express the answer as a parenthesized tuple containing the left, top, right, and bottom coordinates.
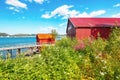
(11, 34, 36, 37)
(0, 32, 36, 37)
(0, 32, 9, 36)
(0, 32, 65, 37)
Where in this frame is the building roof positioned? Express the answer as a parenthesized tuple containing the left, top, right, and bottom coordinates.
(36, 34, 54, 39)
(69, 18, 120, 28)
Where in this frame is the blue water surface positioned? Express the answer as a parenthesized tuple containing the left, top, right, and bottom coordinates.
(0, 37, 36, 48)
(0, 37, 36, 59)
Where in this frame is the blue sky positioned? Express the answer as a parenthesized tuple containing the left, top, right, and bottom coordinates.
(0, 0, 120, 34)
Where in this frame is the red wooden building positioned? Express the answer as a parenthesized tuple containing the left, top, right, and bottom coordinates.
(66, 18, 120, 40)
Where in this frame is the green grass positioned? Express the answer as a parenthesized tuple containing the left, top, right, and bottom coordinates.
(0, 28, 120, 80)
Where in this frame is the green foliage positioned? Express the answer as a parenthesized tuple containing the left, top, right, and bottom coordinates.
(82, 27, 120, 80)
(0, 27, 120, 80)
(55, 37, 77, 48)
(40, 46, 81, 80)
(106, 27, 120, 54)
(51, 29, 58, 39)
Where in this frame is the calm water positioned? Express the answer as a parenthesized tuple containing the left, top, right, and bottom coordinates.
(0, 37, 36, 48)
(0, 37, 36, 59)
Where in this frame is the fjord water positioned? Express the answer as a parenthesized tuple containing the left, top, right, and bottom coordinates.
(0, 37, 36, 59)
(0, 37, 36, 48)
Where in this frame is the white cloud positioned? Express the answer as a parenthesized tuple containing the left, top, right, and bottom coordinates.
(112, 13, 120, 17)
(34, 0, 44, 4)
(6, 0, 27, 9)
(41, 13, 51, 18)
(41, 5, 79, 19)
(9, 7, 20, 12)
(41, 5, 106, 19)
(29, 0, 32, 2)
(37, 26, 56, 33)
(89, 10, 106, 17)
(27, 0, 46, 4)
(113, 3, 120, 7)
(9, 7, 14, 10)
(59, 22, 66, 27)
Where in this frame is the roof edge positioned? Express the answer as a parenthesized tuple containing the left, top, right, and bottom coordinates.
(68, 18, 76, 28)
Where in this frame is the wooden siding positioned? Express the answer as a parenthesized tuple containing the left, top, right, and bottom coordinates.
(76, 28, 91, 40)
(36, 34, 55, 44)
(91, 27, 111, 39)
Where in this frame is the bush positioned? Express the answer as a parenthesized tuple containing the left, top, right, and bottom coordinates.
(55, 37, 78, 48)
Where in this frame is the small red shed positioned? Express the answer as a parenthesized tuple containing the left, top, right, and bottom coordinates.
(36, 34, 55, 44)
(66, 18, 120, 40)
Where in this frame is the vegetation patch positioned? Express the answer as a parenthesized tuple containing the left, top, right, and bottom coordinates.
(0, 28, 120, 80)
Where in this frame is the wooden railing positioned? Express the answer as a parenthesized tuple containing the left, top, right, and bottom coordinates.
(0, 42, 53, 59)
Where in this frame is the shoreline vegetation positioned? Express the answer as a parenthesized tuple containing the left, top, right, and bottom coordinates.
(0, 27, 120, 79)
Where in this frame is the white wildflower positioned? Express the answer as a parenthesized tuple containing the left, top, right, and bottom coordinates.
(100, 71, 105, 76)
(79, 55, 82, 58)
(95, 56, 99, 59)
(102, 66, 107, 69)
(39, 54, 41, 57)
(101, 59, 107, 64)
(116, 76, 120, 79)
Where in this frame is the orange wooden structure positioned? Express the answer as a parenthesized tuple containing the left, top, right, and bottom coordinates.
(36, 34, 55, 44)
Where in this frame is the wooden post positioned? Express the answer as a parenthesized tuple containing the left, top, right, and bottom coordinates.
(10, 50, 12, 58)
(17, 48, 21, 54)
(37, 46, 41, 52)
(30, 47, 34, 52)
(7, 50, 12, 59)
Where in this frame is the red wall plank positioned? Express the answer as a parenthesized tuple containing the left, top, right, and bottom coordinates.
(76, 28, 91, 40)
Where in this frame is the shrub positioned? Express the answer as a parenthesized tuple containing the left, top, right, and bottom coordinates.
(55, 37, 77, 48)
